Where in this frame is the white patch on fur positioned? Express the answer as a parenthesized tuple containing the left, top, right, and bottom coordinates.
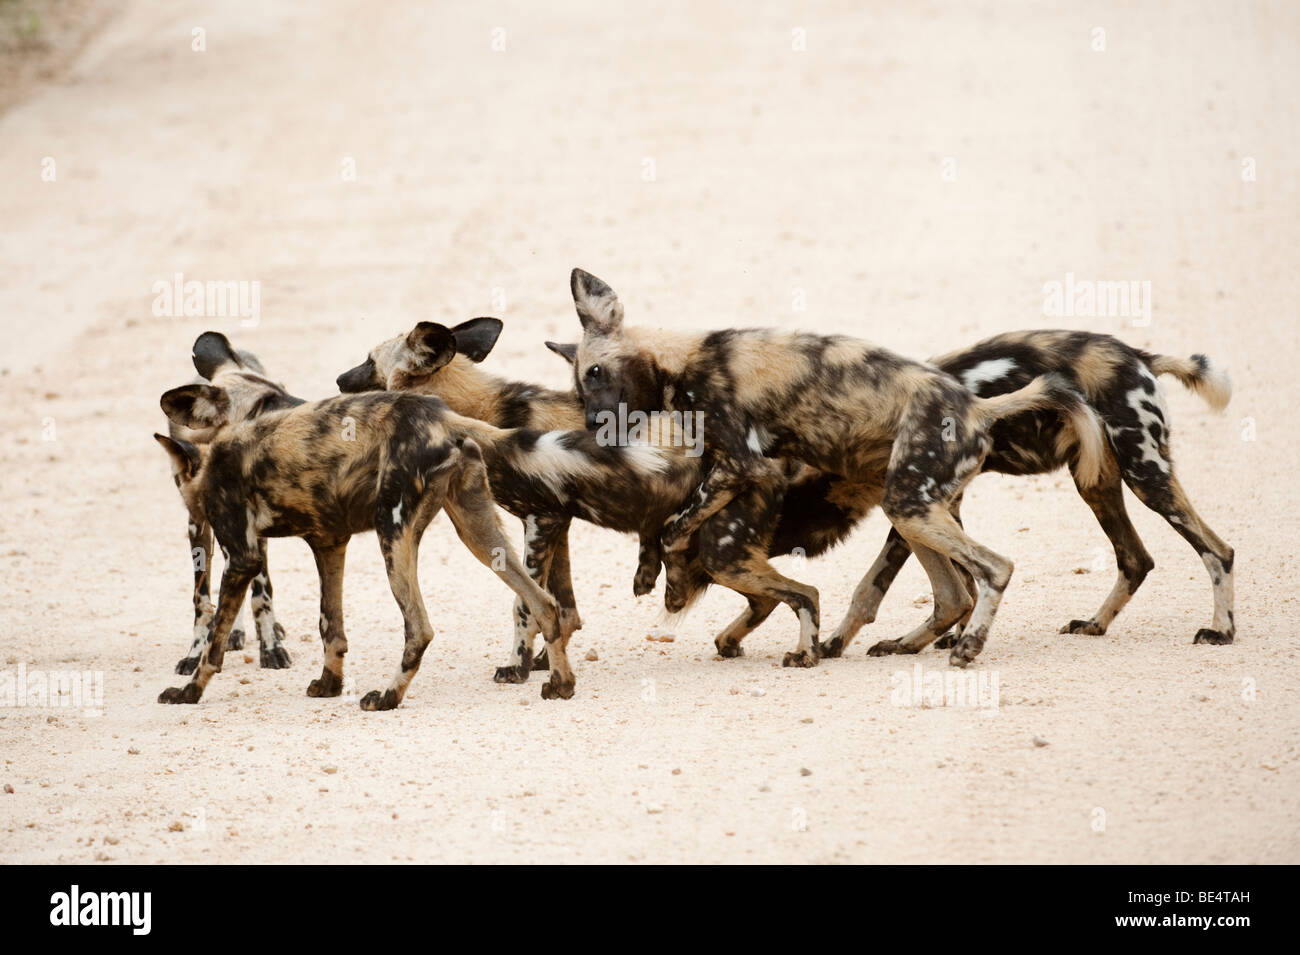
(961, 358, 1018, 389)
(1122, 368, 1171, 474)
(391, 502, 403, 526)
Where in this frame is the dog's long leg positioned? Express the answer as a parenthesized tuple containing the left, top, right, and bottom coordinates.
(306, 541, 348, 698)
(713, 596, 780, 658)
(821, 528, 912, 658)
(493, 515, 565, 685)
(176, 519, 215, 675)
(539, 526, 581, 668)
(662, 459, 783, 614)
(866, 542, 972, 656)
(159, 546, 258, 704)
(251, 537, 291, 669)
(1127, 471, 1235, 644)
(1060, 455, 1154, 636)
(881, 506, 1013, 668)
(444, 451, 569, 700)
(362, 522, 436, 711)
(700, 548, 821, 667)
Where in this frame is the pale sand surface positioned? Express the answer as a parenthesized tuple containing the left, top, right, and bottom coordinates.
(0, 1, 1297, 863)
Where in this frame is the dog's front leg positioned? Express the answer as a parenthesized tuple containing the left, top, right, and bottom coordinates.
(250, 537, 291, 669)
(307, 540, 348, 698)
(660, 459, 768, 613)
(159, 541, 258, 704)
(176, 519, 215, 674)
(493, 515, 565, 685)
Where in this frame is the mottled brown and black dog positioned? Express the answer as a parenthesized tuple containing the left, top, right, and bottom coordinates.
(168, 333, 297, 674)
(821, 330, 1235, 656)
(155, 371, 570, 709)
(565, 269, 1110, 668)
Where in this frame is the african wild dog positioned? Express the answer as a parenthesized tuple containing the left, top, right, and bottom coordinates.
(338, 319, 885, 682)
(566, 268, 1107, 668)
(168, 333, 297, 674)
(818, 330, 1235, 654)
(154, 379, 566, 709)
(338, 319, 710, 690)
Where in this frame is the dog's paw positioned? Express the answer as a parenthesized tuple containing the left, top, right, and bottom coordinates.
(781, 649, 820, 668)
(1060, 619, 1106, 636)
(306, 672, 343, 698)
(260, 643, 292, 669)
(359, 689, 399, 711)
(227, 628, 245, 651)
(539, 673, 574, 700)
(174, 656, 199, 676)
(158, 683, 202, 704)
(867, 639, 919, 657)
(948, 634, 985, 668)
(493, 664, 530, 684)
(530, 648, 549, 671)
(714, 641, 745, 659)
(818, 636, 845, 659)
(1193, 628, 1234, 645)
(933, 631, 959, 649)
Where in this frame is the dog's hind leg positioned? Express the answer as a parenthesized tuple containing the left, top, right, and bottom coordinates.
(822, 528, 912, 658)
(866, 542, 972, 657)
(251, 537, 291, 669)
(493, 515, 567, 684)
(1059, 454, 1154, 637)
(363, 524, 436, 711)
(881, 506, 1013, 668)
(306, 541, 348, 698)
(177, 519, 215, 675)
(1128, 471, 1234, 644)
(536, 528, 582, 671)
(445, 445, 569, 699)
(159, 548, 259, 704)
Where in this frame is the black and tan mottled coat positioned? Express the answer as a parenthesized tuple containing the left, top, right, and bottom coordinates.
(155, 378, 580, 708)
(566, 269, 1109, 668)
(166, 333, 298, 674)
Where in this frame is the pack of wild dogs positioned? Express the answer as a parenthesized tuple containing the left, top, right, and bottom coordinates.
(153, 269, 1235, 709)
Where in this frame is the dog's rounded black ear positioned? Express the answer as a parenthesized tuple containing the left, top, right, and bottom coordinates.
(192, 331, 242, 379)
(161, 384, 230, 431)
(154, 432, 201, 481)
(451, 317, 504, 363)
(545, 341, 578, 365)
(405, 322, 456, 370)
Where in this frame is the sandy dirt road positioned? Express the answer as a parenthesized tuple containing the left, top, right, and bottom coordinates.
(0, 0, 1297, 864)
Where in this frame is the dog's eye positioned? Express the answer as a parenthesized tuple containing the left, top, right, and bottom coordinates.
(585, 365, 602, 382)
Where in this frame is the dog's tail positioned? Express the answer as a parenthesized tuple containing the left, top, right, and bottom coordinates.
(973, 374, 1107, 487)
(446, 412, 675, 497)
(1143, 353, 1232, 412)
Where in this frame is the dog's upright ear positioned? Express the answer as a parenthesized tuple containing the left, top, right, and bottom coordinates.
(545, 341, 578, 365)
(192, 332, 243, 380)
(387, 322, 456, 389)
(161, 384, 231, 433)
(451, 317, 503, 363)
(570, 268, 624, 336)
(154, 433, 202, 483)
(404, 322, 456, 369)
